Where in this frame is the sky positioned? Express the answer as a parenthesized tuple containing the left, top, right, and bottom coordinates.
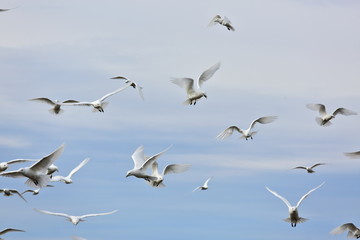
(0, 0, 360, 239)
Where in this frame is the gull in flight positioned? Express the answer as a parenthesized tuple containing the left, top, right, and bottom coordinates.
(0, 228, 25, 238)
(331, 223, 360, 239)
(0, 188, 27, 202)
(193, 177, 212, 192)
(111, 76, 144, 100)
(29, 98, 79, 114)
(293, 163, 326, 173)
(147, 161, 191, 187)
(46, 164, 59, 175)
(265, 182, 324, 227)
(22, 185, 53, 195)
(216, 116, 278, 140)
(0, 159, 35, 172)
(126, 145, 171, 181)
(0, 144, 65, 188)
(70, 81, 133, 112)
(344, 151, 360, 159)
(34, 209, 118, 225)
(171, 62, 221, 105)
(208, 15, 235, 31)
(51, 158, 89, 184)
(306, 103, 357, 126)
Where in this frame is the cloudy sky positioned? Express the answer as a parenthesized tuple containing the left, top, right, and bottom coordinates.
(1, 0, 360, 239)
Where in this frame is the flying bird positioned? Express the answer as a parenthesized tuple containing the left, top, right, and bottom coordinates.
(344, 151, 360, 159)
(171, 62, 221, 105)
(0, 228, 25, 237)
(126, 145, 171, 181)
(0, 188, 27, 202)
(0, 159, 35, 172)
(193, 177, 212, 192)
(70, 81, 133, 112)
(330, 223, 360, 239)
(306, 103, 357, 126)
(0, 144, 65, 188)
(147, 161, 191, 187)
(216, 116, 278, 140)
(208, 15, 235, 31)
(29, 98, 79, 114)
(265, 182, 324, 227)
(111, 76, 144, 100)
(34, 209, 118, 225)
(22, 185, 53, 195)
(46, 164, 59, 175)
(51, 158, 90, 184)
(293, 163, 326, 173)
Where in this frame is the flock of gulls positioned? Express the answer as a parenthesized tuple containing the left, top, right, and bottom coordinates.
(1, 6, 360, 240)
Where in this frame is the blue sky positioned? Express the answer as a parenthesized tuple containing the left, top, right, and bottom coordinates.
(1, 0, 360, 239)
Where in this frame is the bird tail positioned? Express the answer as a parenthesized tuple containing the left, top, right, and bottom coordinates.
(25, 175, 51, 188)
(283, 217, 308, 224)
(315, 117, 332, 126)
(49, 108, 64, 115)
(183, 99, 192, 105)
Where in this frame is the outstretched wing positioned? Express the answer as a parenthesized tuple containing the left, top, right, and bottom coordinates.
(30, 144, 65, 173)
(198, 62, 221, 88)
(171, 78, 195, 94)
(311, 163, 325, 169)
(0, 228, 25, 235)
(249, 116, 278, 130)
(296, 182, 325, 208)
(203, 177, 212, 188)
(34, 208, 71, 219)
(216, 126, 243, 140)
(131, 146, 147, 169)
(98, 81, 133, 102)
(68, 158, 90, 179)
(79, 210, 118, 219)
(265, 186, 292, 209)
(163, 164, 191, 176)
(208, 15, 221, 26)
(330, 223, 358, 235)
(333, 108, 357, 116)
(10, 190, 27, 202)
(29, 98, 56, 105)
(140, 145, 172, 171)
(306, 104, 327, 116)
(6, 159, 36, 165)
(0, 170, 24, 178)
(293, 166, 307, 170)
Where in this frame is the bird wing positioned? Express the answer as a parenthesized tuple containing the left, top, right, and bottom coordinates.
(140, 145, 172, 171)
(0, 170, 24, 178)
(163, 164, 191, 176)
(265, 186, 292, 209)
(295, 182, 325, 208)
(6, 159, 36, 165)
(67, 158, 90, 178)
(330, 223, 358, 235)
(111, 76, 128, 80)
(197, 62, 221, 88)
(333, 107, 357, 116)
(9, 190, 27, 202)
(98, 82, 133, 102)
(216, 126, 243, 140)
(150, 161, 160, 177)
(306, 104, 327, 116)
(79, 210, 118, 219)
(203, 177, 212, 188)
(29, 98, 56, 105)
(131, 145, 147, 169)
(0, 228, 25, 235)
(192, 186, 201, 192)
(34, 208, 71, 219)
(249, 116, 278, 130)
(171, 78, 195, 93)
(293, 166, 307, 170)
(62, 100, 79, 104)
(208, 15, 221, 26)
(344, 151, 360, 159)
(30, 144, 65, 173)
(311, 163, 325, 169)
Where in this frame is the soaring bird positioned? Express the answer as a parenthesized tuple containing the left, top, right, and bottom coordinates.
(126, 145, 171, 181)
(171, 62, 221, 105)
(293, 163, 326, 173)
(29, 98, 79, 114)
(0, 144, 65, 188)
(208, 15, 235, 31)
(70, 81, 133, 112)
(344, 151, 360, 159)
(147, 161, 191, 187)
(0, 159, 35, 172)
(34, 209, 117, 225)
(193, 177, 212, 192)
(216, 116, 278, 140)
(51, 158, 89, 184)
(306, 103, 357, 126)
(331, 223, 360, 239)
(0, 188, 27, 202)
(111, 76, 144, 100)
(265, 182, 324, 227)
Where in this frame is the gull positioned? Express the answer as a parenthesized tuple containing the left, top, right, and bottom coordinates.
(0, 144, 65, 188)
(126, 145, 171, 181)
(0, 188, 27, 202)
(306, 103, 357, 126)
(51, 158, 89, 184)
(208, 15, 235, 31)
(147, 161, 191, 187)
(171, 62, 221, 105)
(22, 185, 54, 195)
(193, 177, 212, 192)
(70, 82, 133, 112)
(47, 164, 59, 175)
(29, 98, 79, 114)
(0, 159, 35, 172)
(216, 116, 278, 140)
(34, 209, 118, 225)
(331, 223, 360, 239)
(265, 182, 324, 227)
(344, 151, 360, 159)
(0, 228, 25, 238)
(293, 163, 326, 173)
(111, 76, 144, 100)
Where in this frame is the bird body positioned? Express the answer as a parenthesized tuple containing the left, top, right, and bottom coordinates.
(208, 15, 235, 31)
(148, 161, 191, 187)
(266, 182, 324, 227)
(331, 223, 360, 238)
(171, 62, 221, 105)
(306, 104, 357, 126)
(216, 116, 278, 140)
